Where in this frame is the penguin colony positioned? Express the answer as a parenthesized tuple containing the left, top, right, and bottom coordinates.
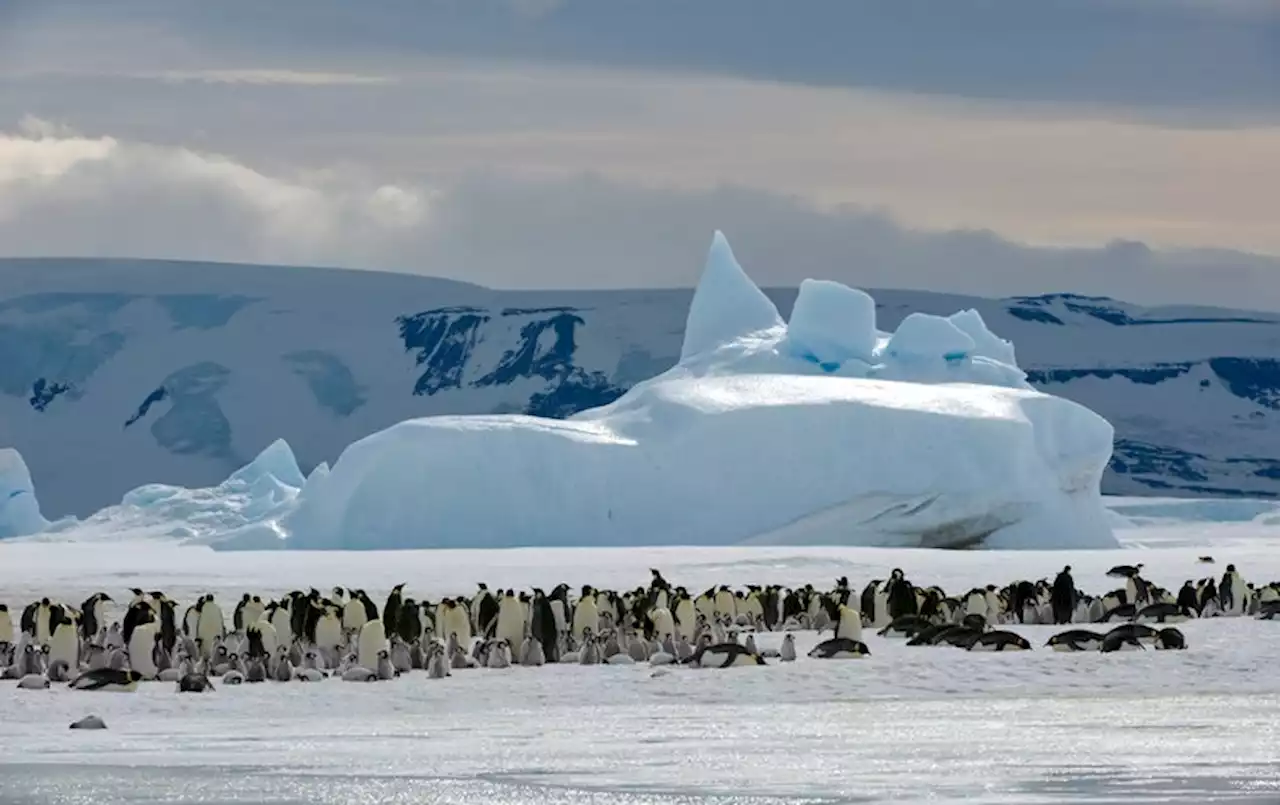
(1, 562, 1276, 692)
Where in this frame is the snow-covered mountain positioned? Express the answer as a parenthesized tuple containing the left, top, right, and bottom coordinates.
(4, 256, 1279, 518)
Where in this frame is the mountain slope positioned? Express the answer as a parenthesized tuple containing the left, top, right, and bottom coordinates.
(3, 257, 1279, 518)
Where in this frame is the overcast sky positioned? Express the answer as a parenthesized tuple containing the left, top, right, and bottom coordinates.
(2, 0, 1279, 308)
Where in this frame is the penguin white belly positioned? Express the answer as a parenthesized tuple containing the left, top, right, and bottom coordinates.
(835, 606, 863, 642)
(550, 600, 567, 634)
(357, 620, 387, 671)
(654, 590, 669, 611)
(343, 600, 368, 632)
(965, 593, 987, 619)
(675, 601, 697, 640)
(695, 596, 715, 622)
(983, 591, 1002, 622)
(713, 591, 736, 619)
(197, 604, 225, 656)
(495, 598, 524, 651)
(129, 622, 160, 679)
(442, 606, 471, 645)
(650, 607, 676, 640)
(0, 609, 12, 644)
(315, 613, 343, 649)
(270, 607, 292, 641)
(572, 599, 598, 642)
(244, 602, 265, 626)
(35, 607, 53, 645)
(49, 623, 79, 669)
(873, 590, 890, 628)
(255, 621, 280, 657)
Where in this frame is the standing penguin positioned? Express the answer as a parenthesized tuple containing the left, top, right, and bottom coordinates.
(1220, 565, 1246, 616)
(886, 570, 918, 620)
(490, 591, 520, 650)
(1051, 566, 1076, 625)
(382, 583, 406, 639)
(1177, 581, 1200, 615)
(78, 593, 112, 644)
(357, 619, 388, 672)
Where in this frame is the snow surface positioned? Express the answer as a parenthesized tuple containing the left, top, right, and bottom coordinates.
(0, 233, 1117, 551)
(2, 519, 1280, 804)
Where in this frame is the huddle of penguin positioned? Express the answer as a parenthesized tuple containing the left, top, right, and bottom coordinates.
(2, 560, 1275, 691)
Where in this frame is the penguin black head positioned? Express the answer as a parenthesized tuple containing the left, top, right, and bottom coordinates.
(240, 594, 250, 602)
(149, 591, 164, 600)
(1227, 564, 1236, 572)
(1064, 566, 1072, 573)
(394, 583, 406, 591)
(40, 597, 50, 606)
(130, 588, 144, 597)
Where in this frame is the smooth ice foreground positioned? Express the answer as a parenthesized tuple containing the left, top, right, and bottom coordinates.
(3, 533, 1280, 804)
(4, 232, 1117, 550)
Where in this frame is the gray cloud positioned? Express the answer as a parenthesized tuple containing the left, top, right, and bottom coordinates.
(4, 0, 1277, 118)
(2, 124, 1277, 311)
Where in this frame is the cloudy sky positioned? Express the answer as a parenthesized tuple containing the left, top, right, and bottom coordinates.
(1, 0, 1279, 307)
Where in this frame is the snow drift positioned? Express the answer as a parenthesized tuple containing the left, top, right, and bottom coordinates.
(1, 232, 1119, 550)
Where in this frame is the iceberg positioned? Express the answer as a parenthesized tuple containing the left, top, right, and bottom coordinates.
(282, 232, 1117, 550)
(1, 232, 1119, 550)
(9, 440, 303, 546)
(0, 448, 48, 538)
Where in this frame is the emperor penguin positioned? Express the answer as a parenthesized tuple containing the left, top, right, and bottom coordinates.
(572, 587, 599, 644)
(129, 619, 161, 680)
(183, 598, 203, 638)
(357, 619, 388, 672)
(649, 606, 676, 642)
(964, 588, 988, 620)
(78, 593, 112, 644)
(315, 604, 344, 653)
(1051, 567, 1076, 625)
(269, 602, 293, 643)
(1220, 565, 1247, 616)
(48, 608, 80, 671)
(437, 599, 472, 648)
(72, 668, 144, 692)
(473, 586, 499, 637)
(196, 596, 225, 658)
(835, 604, 863, 643)
(29, 598, 55, 644)
(495, 592, 525, 651)
(713, 586, 737, 621)
(694, 589, 716, 623)
(382, 583, 407, 638)
(779, 633, 797, 662)
(342, 592, 370, 634)
(673, 593, 698, 642)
